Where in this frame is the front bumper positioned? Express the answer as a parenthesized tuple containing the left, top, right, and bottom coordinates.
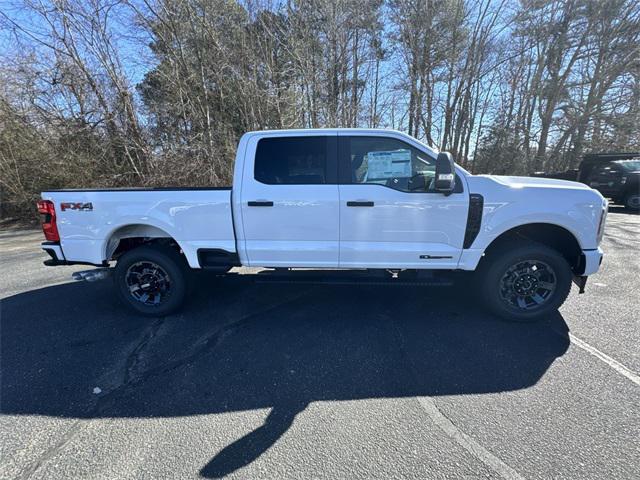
(580, 247, 604, 276)
(573, 247, 604, 294)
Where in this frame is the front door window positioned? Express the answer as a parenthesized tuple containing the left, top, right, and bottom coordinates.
(344, 137, 436, 192)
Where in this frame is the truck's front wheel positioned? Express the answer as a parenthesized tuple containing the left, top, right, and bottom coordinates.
(624, 192, 640, 211)
(114, 245, 188, 316)
(477, 241, 572, 322)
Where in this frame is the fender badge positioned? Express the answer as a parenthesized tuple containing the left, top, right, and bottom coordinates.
(61, 202, 93, 211)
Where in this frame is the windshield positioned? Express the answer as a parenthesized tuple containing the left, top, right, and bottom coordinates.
(614, 159, 640, 172)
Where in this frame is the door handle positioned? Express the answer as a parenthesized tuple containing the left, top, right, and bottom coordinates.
(248, 201, 274, 207)
(347, 201, 374, 207)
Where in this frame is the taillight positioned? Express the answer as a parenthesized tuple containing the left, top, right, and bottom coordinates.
(37, 200, 60, 242)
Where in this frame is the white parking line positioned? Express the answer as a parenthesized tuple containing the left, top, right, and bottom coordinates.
(416, 397, 525, 480)
(416, 332, 640, 480)
(568, 333, 640, 386)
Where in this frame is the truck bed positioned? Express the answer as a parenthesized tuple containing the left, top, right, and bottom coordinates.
(41, 188, 236, 268)
(42, 186, 232, 191)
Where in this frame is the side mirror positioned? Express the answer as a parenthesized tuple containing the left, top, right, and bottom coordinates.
(435, 152, 456, 195)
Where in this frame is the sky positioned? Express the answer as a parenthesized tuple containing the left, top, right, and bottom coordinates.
(0, 0, 154, 87)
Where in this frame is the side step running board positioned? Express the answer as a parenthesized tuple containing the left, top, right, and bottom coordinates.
(253, 271, 454, 287)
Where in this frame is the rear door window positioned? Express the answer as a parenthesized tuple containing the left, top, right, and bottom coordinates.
(255, 137, 328, 185)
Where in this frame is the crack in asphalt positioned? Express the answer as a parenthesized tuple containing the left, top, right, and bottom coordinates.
(13, 317, 167, 480)
(94, 291, 309, 412)
(15, 290, 309, 479)
(16, 421, 83, 480)
(122, 317, 166, 385)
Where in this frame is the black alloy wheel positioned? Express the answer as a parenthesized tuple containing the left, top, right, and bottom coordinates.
(125, 261, 172, 306)
(114, 245, 188, 316)
(476, 240, 572, 322)
(499, 260, 557, 310)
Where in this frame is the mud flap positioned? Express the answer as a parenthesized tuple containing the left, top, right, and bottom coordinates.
(573, 275, 588, 294)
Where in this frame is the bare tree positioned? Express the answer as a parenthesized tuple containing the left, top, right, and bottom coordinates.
(2, 0, 640, 221)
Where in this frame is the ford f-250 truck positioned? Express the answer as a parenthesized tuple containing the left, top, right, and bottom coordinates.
(38, 129, 607, 321)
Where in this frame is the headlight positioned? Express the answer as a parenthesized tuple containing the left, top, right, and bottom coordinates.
(621, 176, 627, 184)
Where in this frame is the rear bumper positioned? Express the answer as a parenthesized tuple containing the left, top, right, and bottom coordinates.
(42, 241, 65, 265)
(41, 242, 106, 267)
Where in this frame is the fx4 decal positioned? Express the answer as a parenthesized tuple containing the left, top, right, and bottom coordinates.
(61, 202, 93, 211)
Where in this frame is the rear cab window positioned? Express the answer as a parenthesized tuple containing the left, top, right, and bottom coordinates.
(255, 136, 335, 185)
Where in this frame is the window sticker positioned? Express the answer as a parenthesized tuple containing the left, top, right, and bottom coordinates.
(365, 149, 412, 180)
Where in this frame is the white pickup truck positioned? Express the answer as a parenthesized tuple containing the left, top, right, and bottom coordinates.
(38, 129, 607, 321)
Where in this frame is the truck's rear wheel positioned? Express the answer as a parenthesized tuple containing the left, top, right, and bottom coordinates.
(477, 241, 572, 322)
(114, 245, 188, 316)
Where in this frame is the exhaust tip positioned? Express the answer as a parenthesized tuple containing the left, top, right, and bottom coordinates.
(72, 269, 111, 282)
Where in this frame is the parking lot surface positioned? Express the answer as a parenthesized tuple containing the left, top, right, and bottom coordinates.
(1, 209, 638, 479)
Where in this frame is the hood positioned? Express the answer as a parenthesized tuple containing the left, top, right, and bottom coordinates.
(481, 175, 594, 191)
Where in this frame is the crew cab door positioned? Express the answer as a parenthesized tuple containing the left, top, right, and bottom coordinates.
(337, 134, 469, 268)
(239, 134, 339, 267)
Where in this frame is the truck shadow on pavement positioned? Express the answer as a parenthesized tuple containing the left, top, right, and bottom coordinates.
(1, 275, 570, 478)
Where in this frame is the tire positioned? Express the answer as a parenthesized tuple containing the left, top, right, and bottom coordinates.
(113, 245, 189, 316)
(624, 192, 640, 211)
(476, 240, 572, 322)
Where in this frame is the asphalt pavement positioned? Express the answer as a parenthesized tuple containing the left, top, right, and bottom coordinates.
(1, 209, 638, 479)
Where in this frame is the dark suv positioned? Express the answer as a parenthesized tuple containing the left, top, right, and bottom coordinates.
(580, 154, 640, 211)
(532, 153, 640, 211)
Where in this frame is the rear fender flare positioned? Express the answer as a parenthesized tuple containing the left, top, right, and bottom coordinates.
(103, 223, 179, 260)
